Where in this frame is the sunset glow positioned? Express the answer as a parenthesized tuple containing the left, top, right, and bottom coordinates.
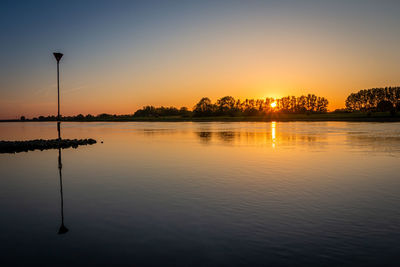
(1, 1, 400, 119)
(270, 102, 277, 108)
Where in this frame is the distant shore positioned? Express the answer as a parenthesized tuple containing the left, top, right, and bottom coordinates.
(2, 112, 400, 123)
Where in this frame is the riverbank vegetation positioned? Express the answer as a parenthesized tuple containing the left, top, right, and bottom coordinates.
(345, 87, 400, 113)
(191, 95, 328, 116)
(6, 112, 399, 122)
(4, 89, 400, 122)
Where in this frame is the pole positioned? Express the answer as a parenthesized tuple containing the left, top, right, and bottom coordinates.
(57, 61, 60, 121)
(53, 53, 63, 140)
(57, 61, 61, 140)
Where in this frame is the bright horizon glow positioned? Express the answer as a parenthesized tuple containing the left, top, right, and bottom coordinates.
(270, 102, 277, 108)
(1, 1, 400, 119)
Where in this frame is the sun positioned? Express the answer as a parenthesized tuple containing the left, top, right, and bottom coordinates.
(270, 102, 277, 108)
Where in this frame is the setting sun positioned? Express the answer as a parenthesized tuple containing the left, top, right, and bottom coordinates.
(270, 102, 277, 108)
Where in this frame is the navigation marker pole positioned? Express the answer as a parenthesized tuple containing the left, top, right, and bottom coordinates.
(53, 52, 63, 140)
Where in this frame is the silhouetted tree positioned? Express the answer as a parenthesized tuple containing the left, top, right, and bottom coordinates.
(307, 94, 317, 112)
(316, 97, 329, 112)
(216, 96, 236, 115)
(193, 97, 216, 116)
(76, 114, 84, 120)
(345, 87, 400, 112)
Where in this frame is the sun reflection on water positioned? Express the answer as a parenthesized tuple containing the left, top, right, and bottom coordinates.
(271, 121, 276, 148)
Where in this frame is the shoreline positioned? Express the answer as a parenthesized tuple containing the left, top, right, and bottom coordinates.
(1, 113, 400, 123)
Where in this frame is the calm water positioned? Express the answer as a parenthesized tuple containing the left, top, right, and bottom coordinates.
(1, 121, 400, 266)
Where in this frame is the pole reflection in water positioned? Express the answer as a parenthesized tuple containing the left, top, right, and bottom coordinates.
(57, 143, 68, 235)
(57, 121, 61, 140)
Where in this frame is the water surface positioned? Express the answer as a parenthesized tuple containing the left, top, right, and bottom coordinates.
(1, 122, 399, 266)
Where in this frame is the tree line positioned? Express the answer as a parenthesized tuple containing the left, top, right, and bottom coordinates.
(20, 87, 400, 121)
(132, 94, 328, 117)
(345, 87, 400, 112)
(192, 95, 328, 116)
(133, 106, 191, 117)
(27, 94, 329, 120)
(30, 114, 135, 121)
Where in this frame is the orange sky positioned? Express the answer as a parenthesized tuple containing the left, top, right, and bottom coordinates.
(1, 1, 400, 119)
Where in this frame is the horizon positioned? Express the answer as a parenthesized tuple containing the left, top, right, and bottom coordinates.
(2, 0, 400, 119)
(1, 90, 399, 120)
(11, 93, 332, 120)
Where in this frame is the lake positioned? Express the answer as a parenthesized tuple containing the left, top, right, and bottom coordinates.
(0, 121, 399, 266)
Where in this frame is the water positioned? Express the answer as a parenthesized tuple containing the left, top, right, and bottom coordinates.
(0, 121, 399, 266)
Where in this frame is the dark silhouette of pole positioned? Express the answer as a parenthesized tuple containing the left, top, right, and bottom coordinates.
(57, 147, 69, 235)
(53, 52, 63, 140)
(57, 60, 60, 119)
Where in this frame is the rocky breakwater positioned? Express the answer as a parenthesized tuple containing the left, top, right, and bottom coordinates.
(0, 138, 97, 153)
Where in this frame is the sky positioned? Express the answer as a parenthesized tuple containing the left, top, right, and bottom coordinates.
(1, 0, 400, 119)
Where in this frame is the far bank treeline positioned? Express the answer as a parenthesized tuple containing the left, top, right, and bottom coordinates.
(28, 94, 329, 121)
(136, 95, 329, 117)
(24, 87, 400, 121)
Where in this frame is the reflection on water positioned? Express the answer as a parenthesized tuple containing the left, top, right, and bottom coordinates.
(2, 121, 400, 155)
(194, 121, 325, 150)
(347, 133, 400, 154)
(57, 147, 68, 235)
(56, 122, 68, 235)
(272, 121, 276, 148)
(1, 121, 400, 266)
(217, 131, 236, 143)
(197, 131, 212, 144)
